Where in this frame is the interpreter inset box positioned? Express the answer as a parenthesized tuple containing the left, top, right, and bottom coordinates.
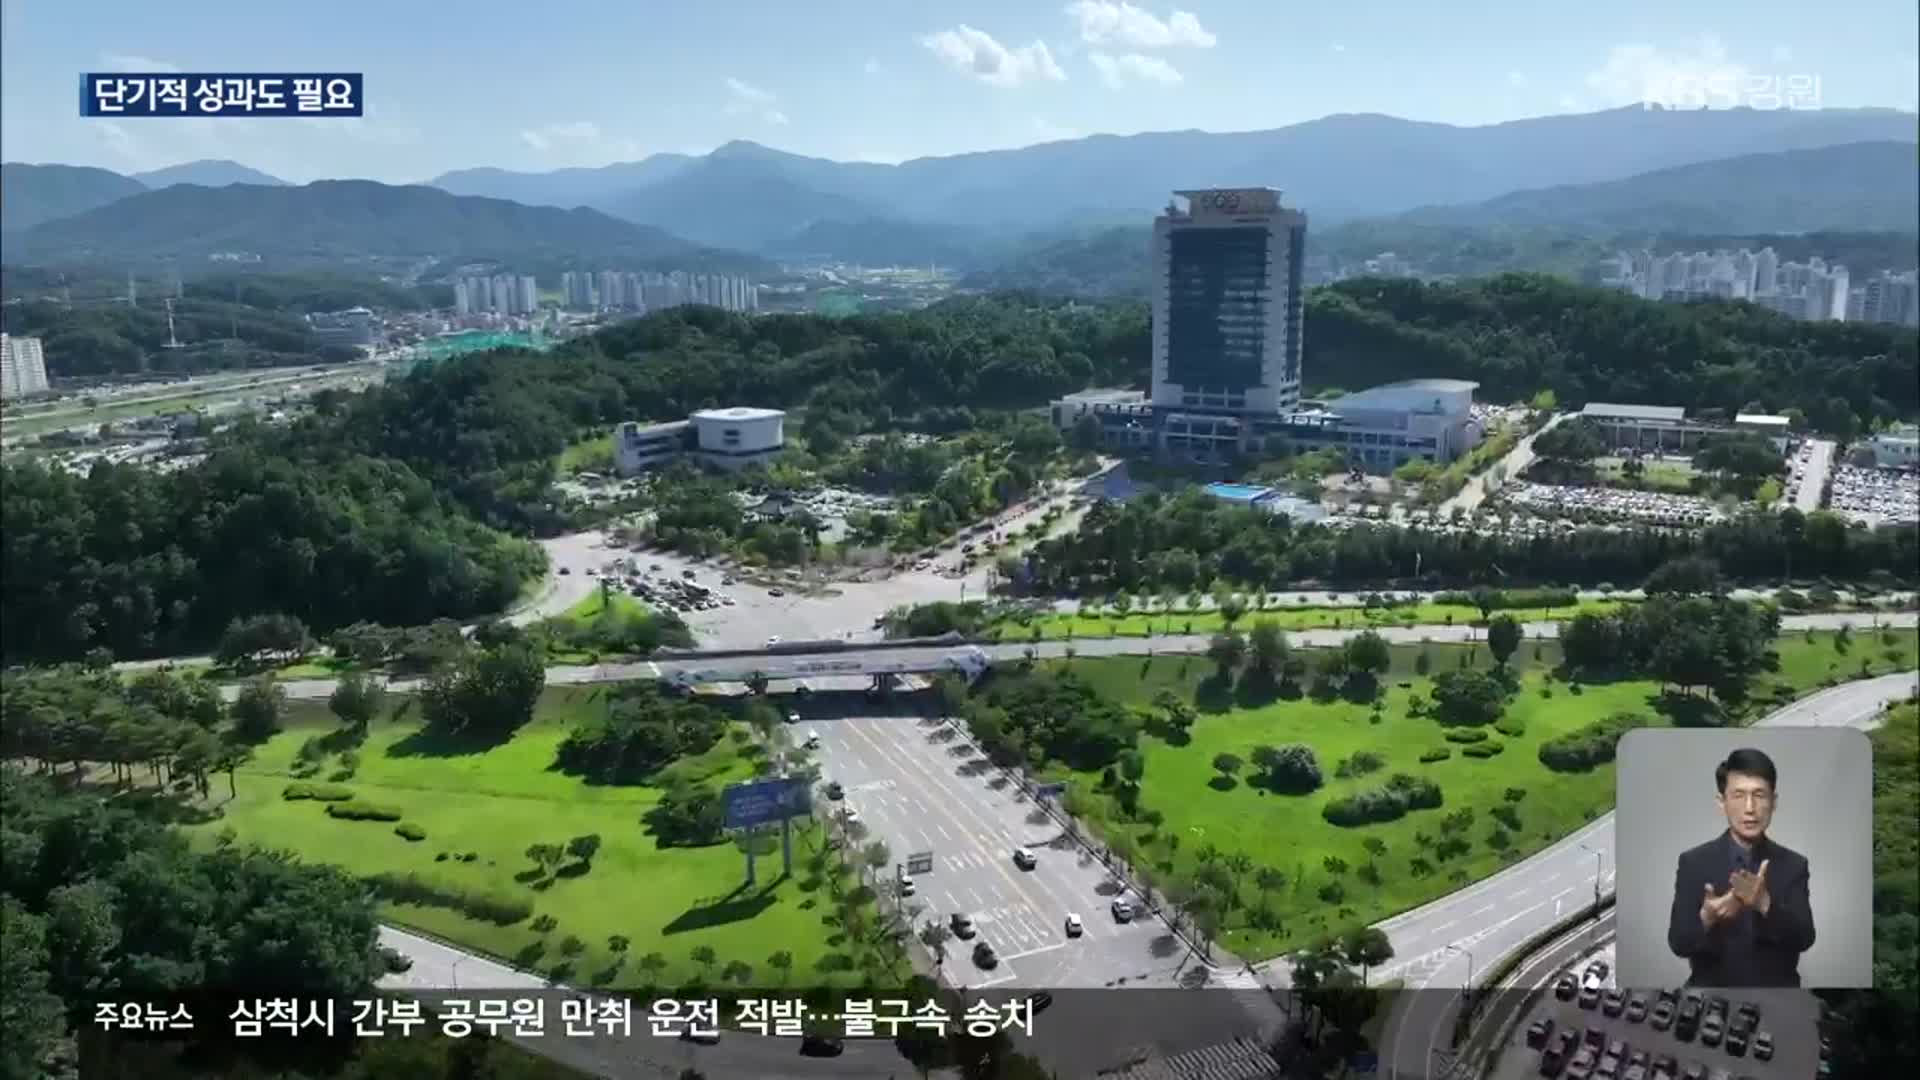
(1613, 727, 1872, 989)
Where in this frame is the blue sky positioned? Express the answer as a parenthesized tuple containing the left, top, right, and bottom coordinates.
(3, 0, 1915, 183)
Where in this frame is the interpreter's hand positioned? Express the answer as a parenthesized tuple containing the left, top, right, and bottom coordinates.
(1700, 882, 1746, 930)
(1730, 859, 1772, 916)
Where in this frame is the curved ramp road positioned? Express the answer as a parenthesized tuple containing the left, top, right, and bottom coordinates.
(1366, 670, 1918, 1078)
(375, 926, 908, 1078)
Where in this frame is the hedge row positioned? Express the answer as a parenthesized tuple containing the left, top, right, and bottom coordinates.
(1444, 728, 1489, 744)
(1323, 773, 1445, 827)
(363, 871, 533, 925)
(283, 782, 355, 802)
(1420, 747, 1452, 763)
(1433, 587, 1578, 611)
(1539, 712, 1650, 772)
(395, 822, 427, 841)
(326, 800, 403, 822)
(1494, 716, 1527, 738)
(1462, 741, 1505, 758)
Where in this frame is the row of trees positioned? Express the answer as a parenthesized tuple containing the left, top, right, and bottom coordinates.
(1559, 595, 1782, 702)
(1021, 494, 1918, 596)
(554, 686, 730, 784)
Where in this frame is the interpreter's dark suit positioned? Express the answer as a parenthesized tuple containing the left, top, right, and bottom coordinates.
(1667, 830, 1815, 988)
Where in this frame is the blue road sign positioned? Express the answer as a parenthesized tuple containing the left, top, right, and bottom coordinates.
(724, 777, 811, 830)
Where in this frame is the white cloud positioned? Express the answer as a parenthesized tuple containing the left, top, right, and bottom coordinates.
(1507, 70, 1528, 88)
(517, 121, 641, 161)
(921, 25, 1067, 88)
(1064, 1, 1215, 49)
(863, 58, 882, 75)
(1585, 37, 1752, 108)
(1330, 43, 1347, 54)
(724, 77, 789, 124)
(1088, 52, 1183, 88)
(99, 52, 180, 73)
(1557, 94, 1581, 111)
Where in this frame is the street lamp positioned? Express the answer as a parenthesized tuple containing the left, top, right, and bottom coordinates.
(1579, 841, 1605, 912)
(1445, 942, 1478, 1041)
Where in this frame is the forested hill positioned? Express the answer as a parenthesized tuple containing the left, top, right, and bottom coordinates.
(1304, 275, 1917, 434)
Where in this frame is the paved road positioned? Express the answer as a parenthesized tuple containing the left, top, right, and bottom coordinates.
(222, 611, 1918, 702)
(804, 707, 1188, 992)
(376, 926, 909, 1078)
(1369, 670, 1919, 1078)
(1441, 413, 1565, 516)
(1791, 439, 1836, 514)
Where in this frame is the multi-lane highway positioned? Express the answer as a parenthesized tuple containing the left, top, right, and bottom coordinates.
(1368, 669, 1919, 1078)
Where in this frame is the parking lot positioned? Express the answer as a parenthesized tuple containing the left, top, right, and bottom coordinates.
(1490, 940, 1824, 1080)
(799, 704, 1197, 992)
(1828, 464, 1919, 527)
(1500, 482, 1725, 527)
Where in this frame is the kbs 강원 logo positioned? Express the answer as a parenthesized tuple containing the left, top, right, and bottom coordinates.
(1641, 72, 1821, 111)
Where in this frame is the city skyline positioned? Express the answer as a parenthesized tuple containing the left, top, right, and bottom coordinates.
(2, 0, 1916, 183)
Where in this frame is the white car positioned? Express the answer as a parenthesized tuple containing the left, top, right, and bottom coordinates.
(766, 636, 781, 647)
(1064, 913, 1083, 937)
(804, 730, 820, 748)
(1012, 847, 1036, 869)
(841, 807, 860, 824)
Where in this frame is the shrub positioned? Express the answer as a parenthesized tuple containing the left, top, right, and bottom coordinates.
(363, 872, 534, 925)
(1494, 715, 1527, 738)
(283, 782, 356, 802)
(1444, 728, 1488, 744)
(1334, 750, 1387, 779)
(1539, 712, 1649, 772)
(394, 822, 427, 841)
(1420, 747, 1452, 763)
(326, 800, 404, 822)
(1462, 741, 1504, 758)
(1322, 773, 1445, 826)
(1251, 743, 1324, 793)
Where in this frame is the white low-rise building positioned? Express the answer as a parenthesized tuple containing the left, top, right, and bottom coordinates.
(1869, 425, 1919, 471)
(611, 407, 787, 476)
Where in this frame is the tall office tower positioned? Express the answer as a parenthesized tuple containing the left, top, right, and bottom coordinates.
(494, 274, 516, 314)
(1150, 188, 1308, 415)
(0, 334, 50, 399)
(596, 270, 621, 310)
(518, 276, 537, 313)
(454, 279, 472, 316)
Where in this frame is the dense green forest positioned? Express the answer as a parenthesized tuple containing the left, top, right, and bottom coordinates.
(0, 451, 542, 664)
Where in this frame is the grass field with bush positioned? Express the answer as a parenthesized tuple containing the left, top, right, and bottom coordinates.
(1032, 628, 1917, 961)
(185, 685, 873, 991)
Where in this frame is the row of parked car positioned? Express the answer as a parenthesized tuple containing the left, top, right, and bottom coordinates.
(1532, 960, 1780, 1078)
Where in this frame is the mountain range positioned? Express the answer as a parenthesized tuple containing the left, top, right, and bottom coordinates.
(3, 106, 1915, 271)
(3, 181, 766, 270)
(417, 106, 1919, 253)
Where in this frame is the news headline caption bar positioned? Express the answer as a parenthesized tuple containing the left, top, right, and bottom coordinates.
(95, 994, 1037, 1041)
(81, 73, 363, 117)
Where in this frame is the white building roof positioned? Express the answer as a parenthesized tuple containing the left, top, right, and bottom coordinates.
(1581, 402, 1688, 423)
(1734, 414, 1791, 428)
(691, 407, 785, 422)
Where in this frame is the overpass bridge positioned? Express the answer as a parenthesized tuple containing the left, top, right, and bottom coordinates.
(655, 642, 992, 691)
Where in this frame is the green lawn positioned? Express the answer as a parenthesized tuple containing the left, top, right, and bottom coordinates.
(558, 434, 614, 474)
(1031, 629, 1919, 962)
(185, 686, 881, 990)
(995, 600, 1620, 641)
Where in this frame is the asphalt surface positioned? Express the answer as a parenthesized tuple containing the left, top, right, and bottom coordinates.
(802, 707, 1192, 992)
(222, 611, 1919, 702)
(1370, 669, 1919, 1078)
(1440, 413, 1564, 515)
(1791, 439, 1836, 514)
